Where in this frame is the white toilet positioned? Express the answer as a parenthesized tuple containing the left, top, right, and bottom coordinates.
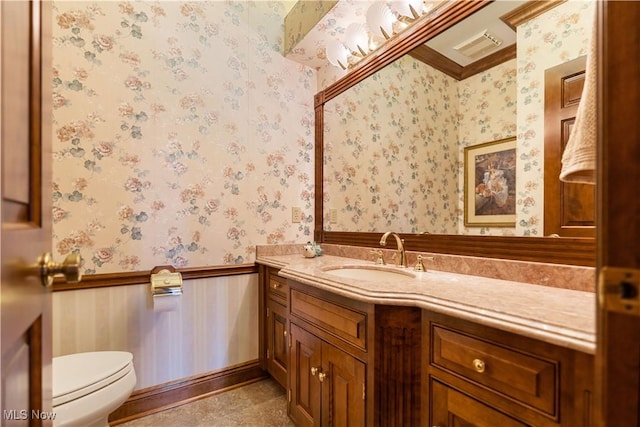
(53, 351, 136, 427)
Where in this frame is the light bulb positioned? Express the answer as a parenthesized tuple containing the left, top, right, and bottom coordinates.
(345, 23, 370, 56)
(326, 39, 349, 70)
(366, 3, 396, 40)
(390, 0, 425, 19)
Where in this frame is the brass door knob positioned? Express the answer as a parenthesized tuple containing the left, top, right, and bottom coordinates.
(38, 252, 82, 287)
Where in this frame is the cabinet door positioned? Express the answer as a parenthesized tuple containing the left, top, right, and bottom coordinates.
(290, 323, 322, 427)
(431, 380, 528, 427)
(267, 299, 288, 388)
(321, 342, 366, 427)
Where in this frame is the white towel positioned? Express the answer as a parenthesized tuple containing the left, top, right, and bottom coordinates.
(559, 9, 597, 184)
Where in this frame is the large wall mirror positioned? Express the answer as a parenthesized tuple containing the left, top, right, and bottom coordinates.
(314, 0, 596, 266)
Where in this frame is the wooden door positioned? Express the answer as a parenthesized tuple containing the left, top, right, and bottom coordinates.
(596, 1, 640, 426)
(544, 56, 596, 238)
(1, 1, 54, 424)
(321, 342, 365, 427)
(266, 299, 288, 388)
(290, 323, 322, 427)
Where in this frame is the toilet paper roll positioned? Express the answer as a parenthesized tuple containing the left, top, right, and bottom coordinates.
(152, 295, 179, 312)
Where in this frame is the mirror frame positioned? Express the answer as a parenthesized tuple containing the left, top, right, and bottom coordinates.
(313, 0, 595, 266)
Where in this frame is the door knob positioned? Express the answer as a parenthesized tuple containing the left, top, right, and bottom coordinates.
(38, 252, 82, 287)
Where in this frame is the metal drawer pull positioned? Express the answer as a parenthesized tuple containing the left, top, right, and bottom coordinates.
(472, 358, 486, 373)
(272, 282, 281, 289)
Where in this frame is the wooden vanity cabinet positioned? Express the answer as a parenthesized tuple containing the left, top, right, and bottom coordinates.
(286, 280, 423, 427)
(288, 281, 372, 427)
(423, 311, 594, 427)
(289, 323, 366, 427)
(259, 269, 422, 426)
(259, 267, 591, 426)
(262, 267, 289, 389)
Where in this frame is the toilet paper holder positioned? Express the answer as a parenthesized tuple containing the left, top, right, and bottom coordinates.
(150, 267, 183, 296)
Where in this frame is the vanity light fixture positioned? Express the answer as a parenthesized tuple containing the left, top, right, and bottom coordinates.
(326, 0, 438, 70)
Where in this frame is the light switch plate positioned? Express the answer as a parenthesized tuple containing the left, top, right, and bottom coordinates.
(292, 207, 302, 223)
(329, 208, 338, 224)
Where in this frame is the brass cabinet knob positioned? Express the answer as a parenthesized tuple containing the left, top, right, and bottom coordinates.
(318, 372, 326, 382)
(37, 252, 82, 287)
(272, 282, 281, 289)
(472, 358, 486, 373)
(311, 367, 318, 376)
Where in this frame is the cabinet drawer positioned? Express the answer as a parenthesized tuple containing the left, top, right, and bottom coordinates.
(431, 325, 557, 415)
(291, 289, 367, 350)
(431, 379, 528, 427)
(268, 274, 288, 306)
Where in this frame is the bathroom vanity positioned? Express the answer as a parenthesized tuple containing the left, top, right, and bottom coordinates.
(257, 252, 595, 426)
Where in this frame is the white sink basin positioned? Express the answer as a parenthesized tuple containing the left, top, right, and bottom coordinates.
(323, 265, 415, 282)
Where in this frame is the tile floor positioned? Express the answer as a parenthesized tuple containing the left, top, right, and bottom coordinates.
(117, 378, 295, 427)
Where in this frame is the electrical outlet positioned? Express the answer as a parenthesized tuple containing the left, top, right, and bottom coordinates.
(329, 208, 338, 224)
(292, 207, 302, 223)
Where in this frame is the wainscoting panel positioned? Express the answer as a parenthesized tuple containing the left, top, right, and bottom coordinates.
(52, 274, 259, 390)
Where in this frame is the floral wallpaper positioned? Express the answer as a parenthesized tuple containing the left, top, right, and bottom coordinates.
(51, 1, 316, 274)
(50, 0, 594, 274)
(284, 0, 337, 56)
(323, 55, 459, 233)
(323, 53, 518, 234)
(514, 0, 593, 236)
(317, 0, 593, 236)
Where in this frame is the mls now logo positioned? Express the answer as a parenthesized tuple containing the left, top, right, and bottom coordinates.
(3, 410, 28, 421)
(3, 410, 56, 421)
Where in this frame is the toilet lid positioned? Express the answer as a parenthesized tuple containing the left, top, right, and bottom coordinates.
(53, 351, 133, 407)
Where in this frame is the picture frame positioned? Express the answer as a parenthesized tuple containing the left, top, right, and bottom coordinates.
(464, 137, 517, 227)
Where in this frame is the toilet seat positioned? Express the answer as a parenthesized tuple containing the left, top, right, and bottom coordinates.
(53, 351, 134, 407)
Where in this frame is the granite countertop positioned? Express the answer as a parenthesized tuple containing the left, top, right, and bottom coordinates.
(257, 254, 596, 354)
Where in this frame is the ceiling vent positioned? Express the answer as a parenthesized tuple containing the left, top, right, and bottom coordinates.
(453, 29, 503, 60)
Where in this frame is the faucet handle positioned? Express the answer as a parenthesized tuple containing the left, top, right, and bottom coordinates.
(370, 250, 385, 265)
(414, 255, 434, 272)
(389, 244, 407, 268)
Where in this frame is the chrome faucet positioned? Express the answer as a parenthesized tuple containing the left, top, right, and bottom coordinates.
(379, 232, 406, 268)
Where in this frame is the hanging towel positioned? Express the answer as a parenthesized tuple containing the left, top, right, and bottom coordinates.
(559, 8, 597, 184)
